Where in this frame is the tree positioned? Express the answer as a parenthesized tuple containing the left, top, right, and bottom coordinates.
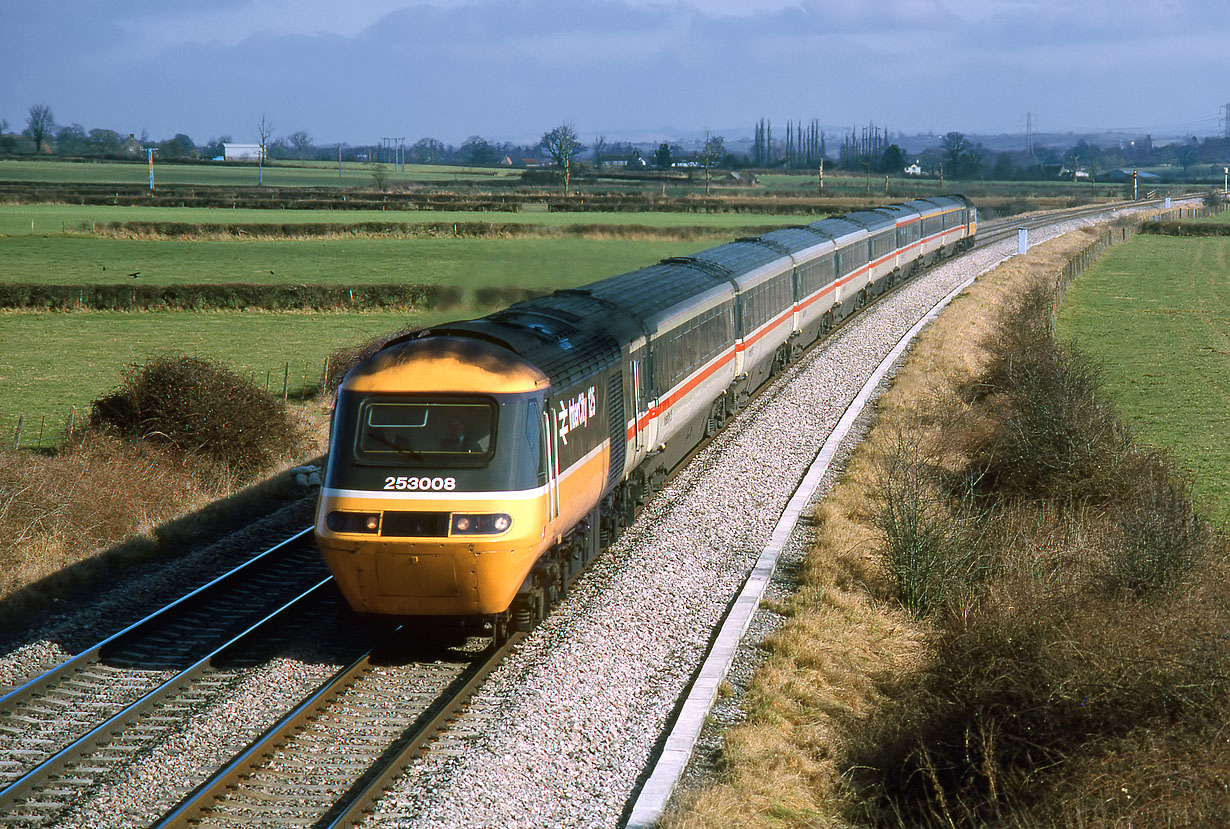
(25, 104, 55, 154)
(876, 143, 906, 174)
(702, 131, 725, 195)
(256, 114, 273, 185)
(992, 152, 1017, 181)
(653, 142, 673, 170)
(55, 123, 87, 156)
(370, 163, 389, 191)
(87, 128, 122, 156)
(410, 137, 445, 164)
(160, 133, 195, 159)
(287, 130, 312, 159)
(540, 122, 583, 194)
(459, 135, 497, 166)
(941, 131, 971, 179)
(592, 134, 607, 169)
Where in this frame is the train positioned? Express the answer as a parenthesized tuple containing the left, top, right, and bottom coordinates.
(314, 195, 976, 638)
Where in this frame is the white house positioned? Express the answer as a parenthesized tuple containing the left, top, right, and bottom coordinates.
(904, 160, 923, 176)
(223, 143, 264, 161)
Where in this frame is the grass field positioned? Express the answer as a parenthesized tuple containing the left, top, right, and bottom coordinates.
(1, 309, 466, 439)
(0, 158, 521, 188)
(1056, 235, 1229, 522)
(3, 231, 706, 434)
(0, 204, 809, 237)
(0, 234, 697, 288)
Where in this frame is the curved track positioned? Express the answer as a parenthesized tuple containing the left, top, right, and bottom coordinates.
(0, 197, 1177, 828)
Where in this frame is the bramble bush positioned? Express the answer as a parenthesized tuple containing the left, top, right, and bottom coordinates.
(90, 354, 300, 483)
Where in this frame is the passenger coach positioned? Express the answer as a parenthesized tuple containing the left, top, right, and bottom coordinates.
(315, 196, 976, 632)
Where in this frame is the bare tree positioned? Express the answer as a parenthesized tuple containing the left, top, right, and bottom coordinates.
(370, 163, 389, 192)
(540, 122, 583, 194)
(288, 130, 312, 160)
(257, 114, 274, 184)
(25, 104, 55, 154)
(592, 134, 606, 169)
(702, 130, 725, 196)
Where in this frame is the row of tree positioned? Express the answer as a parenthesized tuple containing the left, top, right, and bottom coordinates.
(6, 103, 1230, 182)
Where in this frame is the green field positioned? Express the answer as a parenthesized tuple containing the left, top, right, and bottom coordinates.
(1, 309, 463, 443)
(0, 234, 697, 288)
(0, 204, 808, 237)
(1056, 235, 1229, 522)
(0, 158, 520, 188)
(2, 231, 707, 433)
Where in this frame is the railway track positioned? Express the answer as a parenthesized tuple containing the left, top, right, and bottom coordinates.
(155, 630, 521, 828)
(0, 198, 1179, 828)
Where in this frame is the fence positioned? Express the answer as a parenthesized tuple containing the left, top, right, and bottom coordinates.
(1051, 197, 1230, 323)
(8, 357, 336, 450)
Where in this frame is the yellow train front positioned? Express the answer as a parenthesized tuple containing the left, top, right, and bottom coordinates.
(315, 305, 628, 624)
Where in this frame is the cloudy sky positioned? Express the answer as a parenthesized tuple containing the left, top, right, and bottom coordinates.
(2, 0, 1227, 148)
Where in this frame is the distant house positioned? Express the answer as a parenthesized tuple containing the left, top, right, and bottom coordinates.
(223, 143, 264, 161)
(120, 134, 144, 155)
(904, 161, 922, 176)
(606, 155, 647, 168)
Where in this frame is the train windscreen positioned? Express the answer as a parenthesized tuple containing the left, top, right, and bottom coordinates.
(356, 398, 496, 465)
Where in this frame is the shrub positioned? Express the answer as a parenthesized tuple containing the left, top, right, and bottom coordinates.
(846, 512, 1230, 828)
(966, 280, 1131, 503)
(90, 354, 299, 483)
(1107, 449, 1206, 596)
(874, 431, 994, 618)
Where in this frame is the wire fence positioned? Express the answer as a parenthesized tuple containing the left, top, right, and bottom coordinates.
(1050, 198, 1228, 323)
(8, 357, 334, 450)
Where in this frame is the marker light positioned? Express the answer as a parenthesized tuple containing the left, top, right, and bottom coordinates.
(451, 513, 513, 535)
(326, 511, 381, 534)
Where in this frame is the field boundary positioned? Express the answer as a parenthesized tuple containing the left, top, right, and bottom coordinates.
(87, 220, 782, 242)
(0, 282, 470, 311)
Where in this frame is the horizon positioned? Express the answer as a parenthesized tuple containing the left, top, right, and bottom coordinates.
(4, 1, 1228, 149)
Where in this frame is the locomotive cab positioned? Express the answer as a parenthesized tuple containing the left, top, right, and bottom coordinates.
(315, 336, 558, 618)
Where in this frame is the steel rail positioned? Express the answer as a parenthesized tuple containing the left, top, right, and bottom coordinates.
(0, 576, 335, 818)
(0, 527, 314, 712)
(154, 630, 526, 829)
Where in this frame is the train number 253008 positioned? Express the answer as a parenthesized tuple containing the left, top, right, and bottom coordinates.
(383, 476, 457, 491)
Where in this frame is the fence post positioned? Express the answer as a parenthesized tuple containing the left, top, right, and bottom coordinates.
(283, 362, 290, 403)
(66, 405, 75, 439)
(13, 415, 23, 449)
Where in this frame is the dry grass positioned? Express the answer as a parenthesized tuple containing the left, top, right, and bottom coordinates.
(0, 398, 328, 630)
(665, 225, 1229, 827)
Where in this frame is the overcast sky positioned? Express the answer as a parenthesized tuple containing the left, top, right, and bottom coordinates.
(2, 0, 1227, 148)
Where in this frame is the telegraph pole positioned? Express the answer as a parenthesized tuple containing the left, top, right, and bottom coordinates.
(145, 147, 157, 191)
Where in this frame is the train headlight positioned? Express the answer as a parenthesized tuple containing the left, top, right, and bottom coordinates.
(450, 513, 513, 535)
(326, 511, 381, 534)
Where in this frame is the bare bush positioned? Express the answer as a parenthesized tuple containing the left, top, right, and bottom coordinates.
(966, 280, 1132, 503)
(90, 354, 300, 484)
(1107, 450, 1207, 596)
(874, 429, 994, 618)
(0, 433, 208, 605)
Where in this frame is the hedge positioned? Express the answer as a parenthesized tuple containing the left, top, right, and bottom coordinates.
(0, 282, 462, 311)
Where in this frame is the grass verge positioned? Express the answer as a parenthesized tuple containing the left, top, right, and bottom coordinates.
(665, 226, 1229, 827)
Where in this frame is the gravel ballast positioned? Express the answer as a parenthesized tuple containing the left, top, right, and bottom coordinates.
(362, 214, 1144, 828)
(0, 208, 1161, 828)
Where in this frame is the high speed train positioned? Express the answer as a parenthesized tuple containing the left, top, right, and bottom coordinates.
(315, 195, 976, 636)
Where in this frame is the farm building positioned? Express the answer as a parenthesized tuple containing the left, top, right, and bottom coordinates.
(223, 143, 264, 161)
